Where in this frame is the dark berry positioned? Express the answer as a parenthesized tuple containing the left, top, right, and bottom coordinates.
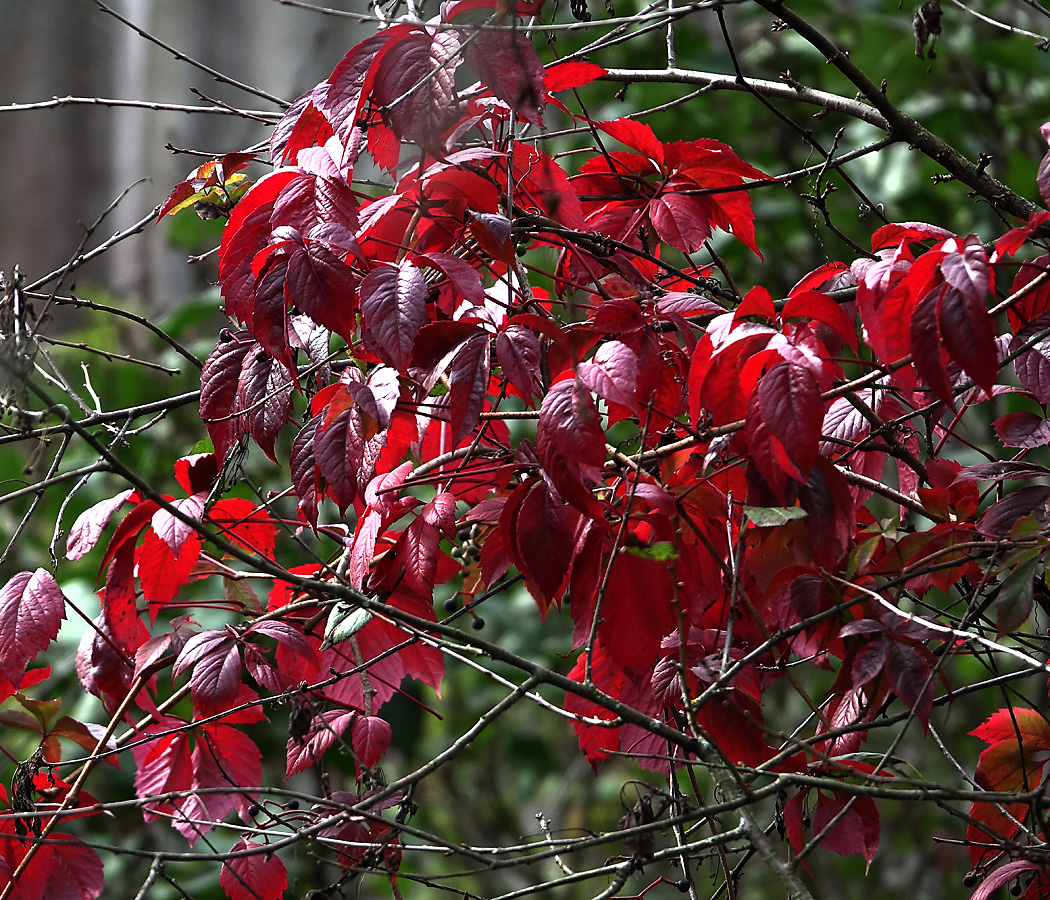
(1011, 884, 1022, 897)
(456, 527, 471, 541)
(219, 327, 234, 342)
(443, 597, 458, 612)
(286, 800, 300, 810)
(963, 875, 978, 888)
(471, 617, 485, 630)
(247, 804, 261, 817)
(676, 879, 690, 893)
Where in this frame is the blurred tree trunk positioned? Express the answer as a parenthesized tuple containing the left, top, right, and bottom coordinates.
(0, 0, 364, 313)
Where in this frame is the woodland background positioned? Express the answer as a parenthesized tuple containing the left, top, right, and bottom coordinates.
(1, 1, 1050, 898)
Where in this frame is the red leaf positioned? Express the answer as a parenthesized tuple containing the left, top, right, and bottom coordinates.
(544, 60, 607, 92)
(132, 717, 194, 825)
(745, 361, 822, 491)
(66, 490, 135, 561)
(150, 493, 206, 556)
(596, 117, 664, 165)
(909, 285, 955, 407)
(0, 570, 66, 685)
(870, 221, 953, 251)
(352, 715, 393, 767)
(286, 709, 354, 778)
(361, 261, 429, 372)
(177, 724, 261, 844)
(811, 791, 880, 871)
(504, 479, 576, 616)
(511, 144, 586, 231)
(219, 170, 299, 324)
(648, 188, 711, 254)
(0, 829, 104, 900)
(938, 285, 998, 397)
(137, 528, 202, 613)
(536, 377, 606, 517)
(220, 839, 288, 900)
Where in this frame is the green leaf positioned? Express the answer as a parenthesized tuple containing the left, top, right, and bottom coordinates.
(322, 602, 372, 649)
(742, 505, 808, 527)
(625, 542, 677, 561)
(996, 555, 1040, 638)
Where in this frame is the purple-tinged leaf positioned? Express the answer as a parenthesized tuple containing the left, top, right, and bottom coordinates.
(414, 251, 485, 306)
(371, 27, 462, 151)
(496, 324, 542, 400)
(0, 569, 66, 685)
(237, 349, 294, 462)
(1012, 315, 1050, 404)
(648, 188, 711, 254)
(940, 234, 991, 301)
(290, 416, 320, 528)
(286, 709, 355, 778)
(287, 241, 359, 341)
(344, 365, 400, 431)
(66, 490, 135, 561)
(938, 284, 998, 398)
(318, 29, 403, 145)
(361, 261, 429, 373)
(970, 861, 1043, 900)
(314, 408, 365, 513)
(174, 630, 242, 709)
(656, 291, 724, 316)
(954, 460, 1050, 483)
(996, 411, 1050, 448)
(448, 333, 491, 444)
(462, 29, 546, 124)
(150, 494, 207, 556)
(577, 340, 639, 412)
(200, 334, 254, 464)
(979, 485, 1050, 537)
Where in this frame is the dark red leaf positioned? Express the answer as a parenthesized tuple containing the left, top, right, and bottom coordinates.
(745, 361, 822, 490)
(286, 240, 359, 341)
(462, 29, 546, 124)
(220, 839, 288, 900)
(811, 791, 880, 870)
(448, 333, 491, 444)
